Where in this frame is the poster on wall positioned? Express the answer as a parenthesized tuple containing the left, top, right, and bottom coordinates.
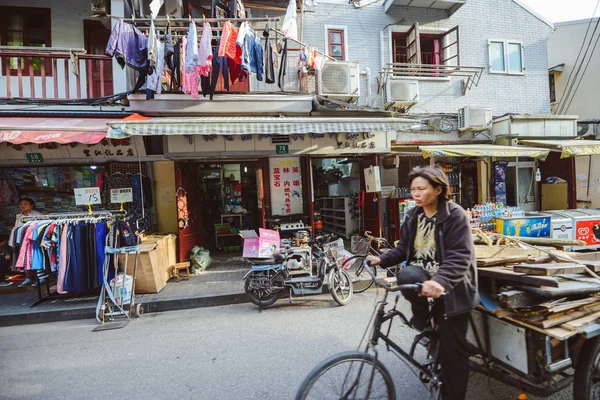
(494, 161, 509, 206)
(269, 157, 303, 216)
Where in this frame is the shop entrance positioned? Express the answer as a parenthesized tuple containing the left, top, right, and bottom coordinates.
(312, 157, 361, 240)
(175, 161, 261, 260)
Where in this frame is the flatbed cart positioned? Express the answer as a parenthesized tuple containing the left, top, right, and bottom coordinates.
(95, 244, 144, 327)
(467, 304, 600, 399)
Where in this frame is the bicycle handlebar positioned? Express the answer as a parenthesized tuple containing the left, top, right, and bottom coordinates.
(362, 261, 446, 296)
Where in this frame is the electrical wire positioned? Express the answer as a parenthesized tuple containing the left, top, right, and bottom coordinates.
(556, 1, 600, 114)
(562, 25, 600, 114)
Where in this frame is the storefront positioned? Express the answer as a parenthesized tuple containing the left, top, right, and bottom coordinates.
(106, 115, 414, 260)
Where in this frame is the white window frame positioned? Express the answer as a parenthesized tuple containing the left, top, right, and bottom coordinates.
(488, 39, 524, 75)
(324, 25, 349, 61)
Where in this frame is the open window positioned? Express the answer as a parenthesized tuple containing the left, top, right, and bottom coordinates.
(393, 24, 460, 67)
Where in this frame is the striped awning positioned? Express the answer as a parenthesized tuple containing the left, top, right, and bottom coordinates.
(106, 116, 415, 138)
(417, 144, 551, 159)
(518, 139, 600, 158)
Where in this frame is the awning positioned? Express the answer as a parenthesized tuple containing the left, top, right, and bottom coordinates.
(518, 139, 600, 158)
(0, 117, 109, 144)
(416, 144, 551, 159)
(106, 116, 415, 138)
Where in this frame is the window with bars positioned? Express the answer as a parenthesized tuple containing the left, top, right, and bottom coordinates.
(0, 6, 52, 76)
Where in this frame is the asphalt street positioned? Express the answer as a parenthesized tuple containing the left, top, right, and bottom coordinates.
(0, 291, 572, 400)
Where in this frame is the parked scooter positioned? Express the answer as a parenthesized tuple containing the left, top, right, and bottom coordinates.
(243, 234, 353, 308)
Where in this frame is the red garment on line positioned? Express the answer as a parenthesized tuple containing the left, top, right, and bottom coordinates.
(218, 21, 242, 64)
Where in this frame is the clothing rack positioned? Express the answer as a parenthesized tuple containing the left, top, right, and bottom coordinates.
(18, 211, 127, 307)
(269, 27, 337, 61)
(110, 16, 280, 23)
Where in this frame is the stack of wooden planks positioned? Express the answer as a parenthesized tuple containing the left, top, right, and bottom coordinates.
(502, 296, 600, 331)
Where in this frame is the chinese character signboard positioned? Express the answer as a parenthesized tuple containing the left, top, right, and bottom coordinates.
(74, 187, 102, 205)
(110, 188, 133, 203)
(269, 157, 303, 216)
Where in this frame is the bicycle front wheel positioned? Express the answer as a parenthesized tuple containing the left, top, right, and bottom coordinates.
(296, 351, 396, 400)
(342, 256, 374, 293)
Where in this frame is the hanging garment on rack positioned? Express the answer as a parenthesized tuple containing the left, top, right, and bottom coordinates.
(198, 22, 214, 77)
(212, 0, 231, 18)
(230, 0, 246, 18)
(165, 24, 175, 70)
(218, 21, 242, 64)
(96, 222, 108, 285)
(146, 40, 166, 99)
(263, 24, 275, 84)
(171, 38, 182, 90)
(105, 21, 149, 92)
(246, 29, 264, 81)
(182, 36, 201, 99)
(148, 21, 158, 72)
(278, 38, 288, 90)
(57, 224, 69, 294)
(208, 47, 230, 100)
(237, 22, 250, 71)
(185, 23, 200, 72)
(282, 0, 298, 41)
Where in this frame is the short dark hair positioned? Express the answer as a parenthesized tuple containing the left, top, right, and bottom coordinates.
(19, 197, 35, 208)
(408, 165, 452, 203)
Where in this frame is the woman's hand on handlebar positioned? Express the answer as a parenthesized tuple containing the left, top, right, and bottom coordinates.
(367, 255, 382, 266)
(419, 280, 445, 299)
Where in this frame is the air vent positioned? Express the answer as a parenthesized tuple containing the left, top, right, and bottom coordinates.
(271, 135, 290, 144)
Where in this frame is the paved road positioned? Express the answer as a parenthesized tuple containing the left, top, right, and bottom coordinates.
(0, 291, 571, 400)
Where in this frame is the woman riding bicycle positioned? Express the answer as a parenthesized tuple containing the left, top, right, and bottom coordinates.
(369, 165, 479, 400)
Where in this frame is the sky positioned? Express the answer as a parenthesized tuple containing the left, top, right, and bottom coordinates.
(519, 0, 600, 23)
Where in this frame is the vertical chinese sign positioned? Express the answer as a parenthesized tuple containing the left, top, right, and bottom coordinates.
(269, 157, 303, 216)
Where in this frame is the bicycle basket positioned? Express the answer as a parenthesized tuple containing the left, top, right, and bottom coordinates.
(350, 235, 370, 256)
(322, 238, 350, 264)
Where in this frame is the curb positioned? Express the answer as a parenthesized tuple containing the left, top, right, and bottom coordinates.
(0, 293, 249, 327)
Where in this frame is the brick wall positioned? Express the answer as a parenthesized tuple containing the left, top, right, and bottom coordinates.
(302, 0, 553, 115)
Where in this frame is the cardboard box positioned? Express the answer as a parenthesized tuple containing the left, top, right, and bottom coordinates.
(240, 228, 280, 258)
(118, 243, 168, 293)
(141, 233, 177, 277)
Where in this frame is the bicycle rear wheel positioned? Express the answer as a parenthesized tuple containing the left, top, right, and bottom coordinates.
(342, 256, 373, 293)
(296, 351, 396, 400)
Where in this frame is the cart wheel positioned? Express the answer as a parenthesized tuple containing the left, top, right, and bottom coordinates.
(573, 337, 600, 400)
(134, 304, 144, 318)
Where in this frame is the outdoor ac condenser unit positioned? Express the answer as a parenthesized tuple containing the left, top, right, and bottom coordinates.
(139, 0, 183, 18)
(458, 107, 493, 131)
(382, 80, 419, 110)
(317, 61, 360, 102)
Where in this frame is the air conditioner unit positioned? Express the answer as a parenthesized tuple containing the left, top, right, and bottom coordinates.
(458, 107, 493, 131)
(91, 0, 110, 16)
(317, 61, 360, 102)
(139, 0, 183, 18)
(382, 80, 419, 110)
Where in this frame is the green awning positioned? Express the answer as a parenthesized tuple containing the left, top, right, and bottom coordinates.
(518, 139, 600, 158)
(417, 144, 550, 159)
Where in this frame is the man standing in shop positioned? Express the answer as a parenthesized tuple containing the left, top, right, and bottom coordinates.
(14, 198, 41, 288)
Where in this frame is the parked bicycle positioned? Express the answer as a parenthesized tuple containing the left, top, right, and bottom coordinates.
(243, 234, 353, 308)
(342, 231, 398, 293)
(296, 260, 445, 400)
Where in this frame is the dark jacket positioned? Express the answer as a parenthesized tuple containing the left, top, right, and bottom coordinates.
(379, 201, 479, 317)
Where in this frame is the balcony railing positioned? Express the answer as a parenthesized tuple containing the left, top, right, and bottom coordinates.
(381, 62, 485, 95)
(0, 46, 113, 100)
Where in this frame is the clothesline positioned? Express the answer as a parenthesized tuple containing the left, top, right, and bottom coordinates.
(110, 16, 280, 23)
(269, 27, 337, 61)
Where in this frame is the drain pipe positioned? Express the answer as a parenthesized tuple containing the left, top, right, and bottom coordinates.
(360, 68, 372, 108)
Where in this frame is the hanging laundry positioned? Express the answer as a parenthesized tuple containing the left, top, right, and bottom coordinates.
(150, 0, 164, 19)
(314, 53, 325, 71)
(171, 38, 182, 90)
(186, 22, 200, 72)
(230, 0, 246, 18)
(278, 38, 288, 89)
(105, 21, 150, 91)
(263, 24, 275, 84)
(282, 0, 298, 41)
(237, 22, 251, 71)
(198, 22, 214, 77)
(245, 29, 264, 81)
(146, 39, 165, 99)
(182, 36, 200, 99)
(209, 47, 230, 99)
(212, 0, 231, 18)
(148, 21, 159, 73)
(164, 23, 175, 70)
(218, 21, 242, 64)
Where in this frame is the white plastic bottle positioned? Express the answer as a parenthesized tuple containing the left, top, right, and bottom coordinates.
(535, 168, 541, 182)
